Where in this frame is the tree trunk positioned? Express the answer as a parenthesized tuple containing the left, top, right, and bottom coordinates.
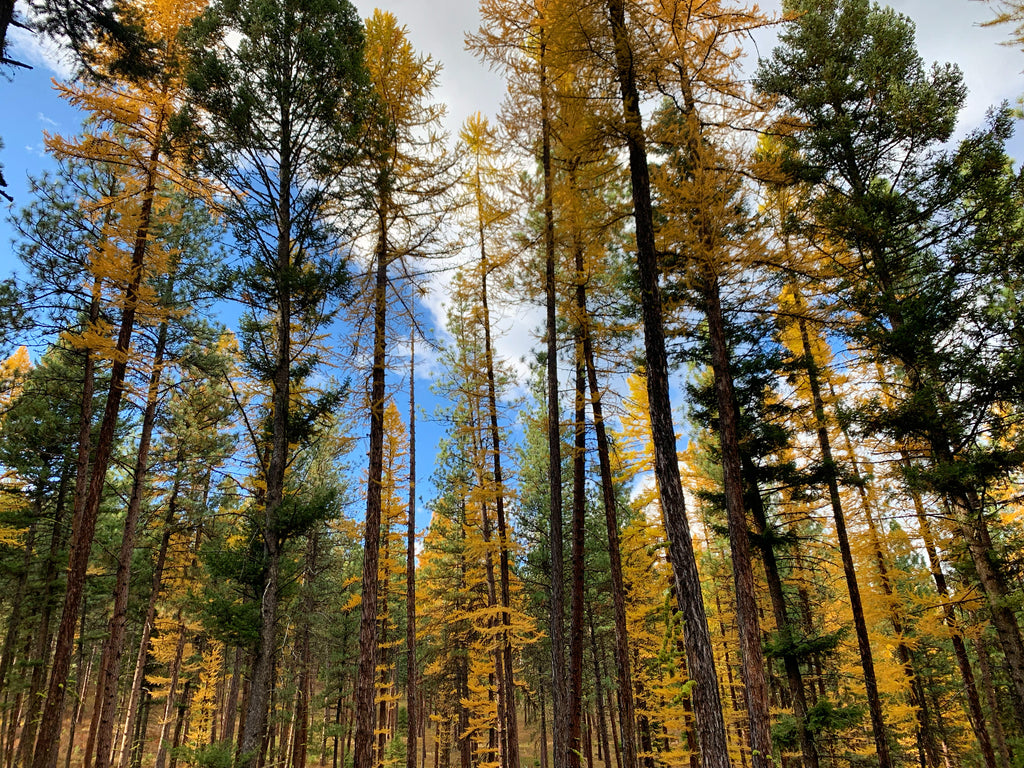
(0, 520, 35, 698)
(538, 25, 568, 768)
(376, 527, 392, 768)
(355, 215, 389, 768)
(407, 333, 419, 768)
(93, 314, 171, 768)
(602, 3, 730, 765)
(702, 278, 772, 768)
(838, 428, 939, 768)
(796, 314, 892, 768)
(65, 634, 96, 768)
(606, 689, 622, 768)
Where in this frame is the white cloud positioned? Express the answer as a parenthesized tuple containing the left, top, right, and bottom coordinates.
(36, 112, 58, 128)
(8, 26, 75, 82)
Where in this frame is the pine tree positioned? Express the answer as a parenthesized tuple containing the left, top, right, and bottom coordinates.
(757, 0, 1024, 731)
(182, 1, 368, 762)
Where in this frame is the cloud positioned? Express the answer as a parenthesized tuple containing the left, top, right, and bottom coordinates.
(8, 27, 75, 82)
(36, 113, 58, 128)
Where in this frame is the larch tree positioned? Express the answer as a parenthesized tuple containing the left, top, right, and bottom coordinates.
(352, 11, 454, 768)
(27, 0, 211, 760)
(460, 112, 524, 768)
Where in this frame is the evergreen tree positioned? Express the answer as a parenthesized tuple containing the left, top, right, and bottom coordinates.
(757, 0, 1024, 733)
(181, 1, 369, 763)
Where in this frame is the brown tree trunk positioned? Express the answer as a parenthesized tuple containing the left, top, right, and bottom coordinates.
(795, 314, 892, 768)
(538, 25, 568, 768)
(376, 526, 392, 768)
(65, 636, 96, 768)
(407, 333, 419, 768)
(702, 278, 773, 768)
(31, 142, 162, 768)
(0, 520, 36, 698)
(606, 689, 622, 768)
(93, 314, 171, 768)
(355, 217, 389, 768)
(458, 658, 471, 768)
(602, 3, 730, 765)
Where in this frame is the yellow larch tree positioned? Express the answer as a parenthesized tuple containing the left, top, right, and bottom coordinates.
(31, 0, 211, 763)
(354, 13, 455, 767)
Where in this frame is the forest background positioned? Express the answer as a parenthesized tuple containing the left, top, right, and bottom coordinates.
(1, 1, 1024, 768)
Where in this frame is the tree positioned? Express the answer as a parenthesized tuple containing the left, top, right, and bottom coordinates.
(351, 11, 453, 768)
(459, 112, 525, 768)
(182, 1, 368, 763)
(598, 0, 738, 762)
(27, 0, 209, 758)
(757, 0, 1024, 732)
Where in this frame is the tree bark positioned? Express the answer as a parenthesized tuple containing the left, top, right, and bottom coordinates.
(407, 333, 419, 768)
(795, 313, 892, 768)
(355, 212, 389, 768)
(602, 3, 730, 765)
(31, 169, 160, 768)
(538, 25, 569, 768)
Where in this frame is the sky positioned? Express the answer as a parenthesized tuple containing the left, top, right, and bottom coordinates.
(0, 0, 1022, 522)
